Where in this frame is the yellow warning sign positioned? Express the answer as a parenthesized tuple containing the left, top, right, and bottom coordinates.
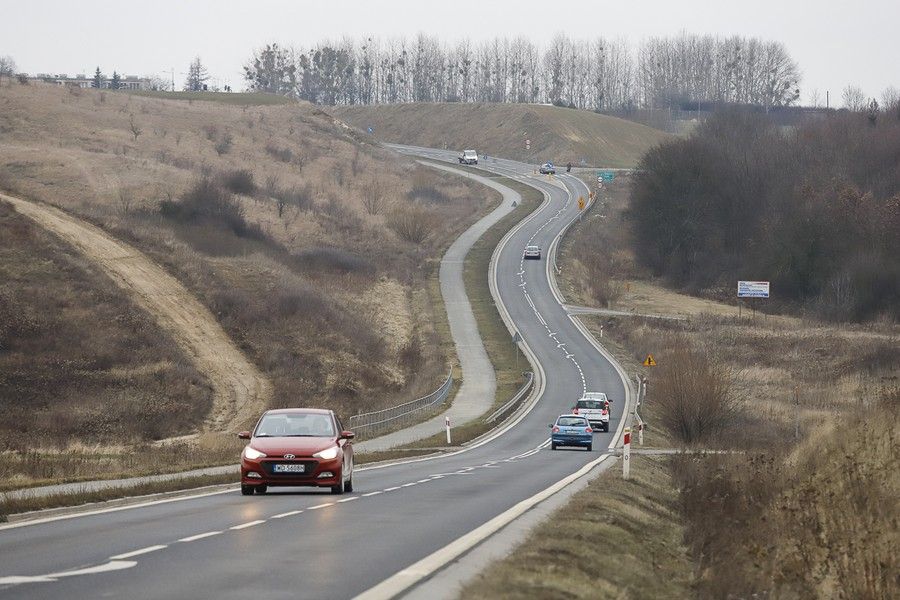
(578, 196, 586, 210)
(643, 354, 657, 367)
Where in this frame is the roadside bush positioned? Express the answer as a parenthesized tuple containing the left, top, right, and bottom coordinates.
(220, 168, 255, 195)
(291, 247, 375, 276)
(214, 132, 233, 155)
(407, 183, 450, 204)
(160, 178, 261, 239)
(265, 142, 293, 163)
(651, 341, 739, 444)
(387, 206, 436, 244)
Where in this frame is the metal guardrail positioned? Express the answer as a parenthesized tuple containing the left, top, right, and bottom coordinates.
(347, 369, 453, 439)
(484, 372, 534, 424)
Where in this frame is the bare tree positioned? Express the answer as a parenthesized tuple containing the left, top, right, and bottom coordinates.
(842, 85, 866, 111)
(128, 114, 142, 141)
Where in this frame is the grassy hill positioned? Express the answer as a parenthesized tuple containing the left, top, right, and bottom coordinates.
(0, 83, 496, 476)
(333, 103, 670, 168)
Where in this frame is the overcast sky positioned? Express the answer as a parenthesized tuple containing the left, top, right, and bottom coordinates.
(4, 0, 898, 106)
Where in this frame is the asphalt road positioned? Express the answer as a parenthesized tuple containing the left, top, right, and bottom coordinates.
(0, 148, 630, 600)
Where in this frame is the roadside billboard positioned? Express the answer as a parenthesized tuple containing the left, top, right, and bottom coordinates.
(737, 281, 770, 298)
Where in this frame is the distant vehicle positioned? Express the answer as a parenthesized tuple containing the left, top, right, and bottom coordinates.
(550, 414, 593, 451)
(524, 245, 542, 260)
(539, 162, 556, 175)
(238, 408, 355, 495)
(459, 149, 479, 165)
(573, 392, 612, 432)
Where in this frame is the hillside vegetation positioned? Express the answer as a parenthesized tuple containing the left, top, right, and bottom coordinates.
(334, 103, 669, 168)
(555, 174, 898, 598)
(630, 109, 900, 321)
(0, 84, 496, 458)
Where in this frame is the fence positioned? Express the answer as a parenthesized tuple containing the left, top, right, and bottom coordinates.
(484, 372, 534, 424)
(347, 369, 453, 439)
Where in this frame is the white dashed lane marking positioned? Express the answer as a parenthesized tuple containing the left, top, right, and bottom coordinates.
(110, 545, 167, 560)
(230, 520, 265, 530)
(178, 531, 222, 542)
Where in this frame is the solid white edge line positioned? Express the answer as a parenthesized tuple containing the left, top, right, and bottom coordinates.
(178, 531, 223, 542)
(109, 544, 167, 560)
(0, 487, 236, 532)
(229, 520, 265, 530)
(354, 454, 612, 600)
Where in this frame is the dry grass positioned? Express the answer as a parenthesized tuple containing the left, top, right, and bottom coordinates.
(462, 456, 693, 599)
(334, 103, 670, 168)
(0, 83, 496, 486)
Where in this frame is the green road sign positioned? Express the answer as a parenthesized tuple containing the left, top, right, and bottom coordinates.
(597, 170, 615, 182)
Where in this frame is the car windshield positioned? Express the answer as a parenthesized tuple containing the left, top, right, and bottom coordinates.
(255, 413, 335, 437)
(557, 417, 588, 427)
(576, 400, 604, 409)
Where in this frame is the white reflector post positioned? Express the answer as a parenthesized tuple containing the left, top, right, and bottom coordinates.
(445, 416, 451, 445)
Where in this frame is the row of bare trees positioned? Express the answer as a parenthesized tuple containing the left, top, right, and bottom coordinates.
(244, 33, 801, 109)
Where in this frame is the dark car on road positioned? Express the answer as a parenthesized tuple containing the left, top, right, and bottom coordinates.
(550, 414, 593, 451)
(239, 408, 355, 495)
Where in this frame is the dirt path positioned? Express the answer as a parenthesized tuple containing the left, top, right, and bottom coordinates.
(1, 192, 272, 432)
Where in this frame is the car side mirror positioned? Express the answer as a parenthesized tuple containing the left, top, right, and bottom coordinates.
(340, 431, 355, 440)
(238, 431, 251, 440)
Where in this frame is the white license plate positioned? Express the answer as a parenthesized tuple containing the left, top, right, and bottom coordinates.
(274, 464, 305, 473)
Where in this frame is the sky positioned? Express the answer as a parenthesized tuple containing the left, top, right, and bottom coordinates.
(3, 0, 898, 106)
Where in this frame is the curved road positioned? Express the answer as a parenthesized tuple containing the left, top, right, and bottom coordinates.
(0, 150, 630, 600)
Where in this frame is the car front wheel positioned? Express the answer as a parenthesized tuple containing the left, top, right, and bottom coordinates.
(241, 485, 254, 496)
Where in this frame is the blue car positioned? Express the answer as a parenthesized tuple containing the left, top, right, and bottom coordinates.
(550, 414, 593, 451)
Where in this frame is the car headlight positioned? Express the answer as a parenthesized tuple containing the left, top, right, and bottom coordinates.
(313, 446, 339, 460)
(243, 446, 266, 460)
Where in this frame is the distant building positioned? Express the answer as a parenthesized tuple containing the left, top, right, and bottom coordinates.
(33, 73, 152, 91)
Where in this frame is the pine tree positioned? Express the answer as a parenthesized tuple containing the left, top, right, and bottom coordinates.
(92, 67, 104, 89)
(110, 71, 121, 90)
(184, 56, 209, 92)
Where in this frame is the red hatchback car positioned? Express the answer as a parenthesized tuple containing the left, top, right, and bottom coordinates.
(239, 408, 355, 495)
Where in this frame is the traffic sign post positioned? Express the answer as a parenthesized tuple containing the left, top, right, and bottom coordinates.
(642, 354, 657, 367)
(578, 196, 585, 210)
(623, 427, 631, 479)
(512, 331, 522, 369)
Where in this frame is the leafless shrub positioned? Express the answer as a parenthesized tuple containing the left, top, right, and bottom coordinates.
(291, 247, 375, 276)
(407, 183, 450, 204)
(214, 131, 233, 155)
(202, 124, 219, 141)
(387, 206, 437, 244)
(220, 169, 255, 195)
(128, 114, 142, 141)
(272, 185, 312, 213)
(265, 142, 293, 163)
(652, 341, 739, 444)
(117, 187, 133, 215)
(362, 177, 386, 215)
(67, 84, 82, 97)
(160, 177, 261, 240)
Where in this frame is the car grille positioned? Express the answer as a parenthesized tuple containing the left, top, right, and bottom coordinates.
(261, 460, 318, 476)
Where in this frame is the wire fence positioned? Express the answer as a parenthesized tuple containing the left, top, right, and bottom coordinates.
(347, 369, 453, 439)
